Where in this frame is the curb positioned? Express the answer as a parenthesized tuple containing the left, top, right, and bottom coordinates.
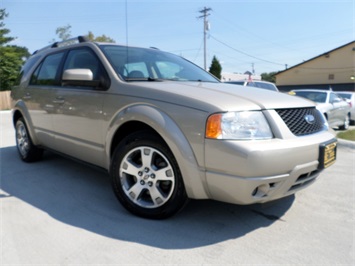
(337, 138, 355, 149)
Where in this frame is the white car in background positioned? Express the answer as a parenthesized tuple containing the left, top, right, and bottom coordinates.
(290, 89, 351, 130)
(337, 91, 355, 125)
(225, 80, 279, 92)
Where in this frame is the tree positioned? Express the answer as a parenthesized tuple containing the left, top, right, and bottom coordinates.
(53, 25, 115, 43)
(87, 31, 115, 43)
(209, 55, 222, 79)
(0, 10, 14, 45)
(261, 71, 277, 83)
(55, 24, 72, 41)
(0, 9, 30, 91)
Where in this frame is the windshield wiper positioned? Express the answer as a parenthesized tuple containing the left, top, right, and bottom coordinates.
(125, 77, 162, 82)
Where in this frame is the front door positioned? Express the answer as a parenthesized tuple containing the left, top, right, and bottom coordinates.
(51, 48, 108, 167)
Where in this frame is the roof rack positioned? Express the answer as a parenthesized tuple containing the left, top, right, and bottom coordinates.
(33, 35, 90, 55)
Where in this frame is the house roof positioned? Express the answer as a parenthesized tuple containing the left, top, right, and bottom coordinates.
(275, 40, 355, 76)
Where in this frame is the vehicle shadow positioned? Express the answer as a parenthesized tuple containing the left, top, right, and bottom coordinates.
(0, 146, 294, 249)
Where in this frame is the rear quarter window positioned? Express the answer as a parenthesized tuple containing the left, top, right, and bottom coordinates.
(15, 54, 42, 85)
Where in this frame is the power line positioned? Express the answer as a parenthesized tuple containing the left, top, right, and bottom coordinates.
(209, 34, 285, 66)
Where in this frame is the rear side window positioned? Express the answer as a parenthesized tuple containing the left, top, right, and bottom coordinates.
(30, 52, 65, 85)
(337, 93, 351, 100)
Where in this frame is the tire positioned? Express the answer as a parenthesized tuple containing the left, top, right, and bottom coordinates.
(339, 114, 350, 130)
(15, 118, 43, 162)
(110, 130, 188, 219)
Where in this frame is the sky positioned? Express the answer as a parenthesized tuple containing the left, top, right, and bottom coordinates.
(2, 0, 355, 75)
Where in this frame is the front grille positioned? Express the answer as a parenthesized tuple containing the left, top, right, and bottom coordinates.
(275, 107, 324, 136)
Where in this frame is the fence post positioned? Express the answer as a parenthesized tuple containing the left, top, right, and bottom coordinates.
(0, 91, 12, 110)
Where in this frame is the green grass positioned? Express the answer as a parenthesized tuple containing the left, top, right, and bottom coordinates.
(337, 130, 355, 141)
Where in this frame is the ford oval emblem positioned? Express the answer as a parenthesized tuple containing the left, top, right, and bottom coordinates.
(304, 114, 315, 124)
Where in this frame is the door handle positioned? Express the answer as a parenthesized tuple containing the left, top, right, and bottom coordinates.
(23, 93, 31, 100)
(53, 97, 65, 104)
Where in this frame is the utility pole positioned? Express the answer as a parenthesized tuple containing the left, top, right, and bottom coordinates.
(198, 7, 212, 70)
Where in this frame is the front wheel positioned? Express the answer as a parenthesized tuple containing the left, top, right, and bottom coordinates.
(110, 130, 188, 219)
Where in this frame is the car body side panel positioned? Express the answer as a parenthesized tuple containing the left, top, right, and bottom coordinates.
(12, 86, 56, 148)
(51, 88, 106, 166)
(12, 97, 40, 145)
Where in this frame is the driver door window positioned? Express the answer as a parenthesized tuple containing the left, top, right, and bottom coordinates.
(63, 48, 101, 80)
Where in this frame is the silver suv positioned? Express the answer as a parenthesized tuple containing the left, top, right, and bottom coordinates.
(11, 36, 337, 219)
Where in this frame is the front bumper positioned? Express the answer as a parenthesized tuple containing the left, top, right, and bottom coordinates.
(204, 132, 336, 205)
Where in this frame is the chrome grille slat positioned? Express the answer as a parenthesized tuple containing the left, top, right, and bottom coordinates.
(275, 107, 324, 136)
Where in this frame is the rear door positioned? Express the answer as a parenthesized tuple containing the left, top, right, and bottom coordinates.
(24, 51, 66, 148)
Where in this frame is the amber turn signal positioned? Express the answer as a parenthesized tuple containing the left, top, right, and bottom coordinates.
(205, 114, 222, 138)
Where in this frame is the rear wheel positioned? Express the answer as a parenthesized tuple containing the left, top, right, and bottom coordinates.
(15, 118, 43, 162)
(110, 130, 188, 219)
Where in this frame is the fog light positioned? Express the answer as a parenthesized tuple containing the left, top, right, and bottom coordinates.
(252, 184, 270, 198)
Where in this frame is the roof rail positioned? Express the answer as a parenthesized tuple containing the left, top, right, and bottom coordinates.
(33, 35, 90, 55)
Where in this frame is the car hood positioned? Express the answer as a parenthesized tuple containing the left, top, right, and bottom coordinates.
(124, 81, 315, 112)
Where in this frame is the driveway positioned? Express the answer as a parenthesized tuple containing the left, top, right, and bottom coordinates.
(1, 111, 354, 265)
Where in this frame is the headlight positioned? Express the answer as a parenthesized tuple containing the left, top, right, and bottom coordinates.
(205, 111, 273, 140)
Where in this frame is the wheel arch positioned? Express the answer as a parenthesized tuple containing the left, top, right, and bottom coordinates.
(12, 104, 40, 146)
(106, 104, 209, 200)
(13, 109, 23, 126)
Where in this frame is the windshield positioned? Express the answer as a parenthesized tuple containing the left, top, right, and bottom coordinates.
(100, 45, 219, 83)
(294, 91, 327, 103)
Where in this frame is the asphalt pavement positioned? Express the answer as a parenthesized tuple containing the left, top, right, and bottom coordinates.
(0, 111, 354, 265)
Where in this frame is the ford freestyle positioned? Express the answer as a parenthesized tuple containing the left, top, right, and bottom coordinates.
(11, 36, 337, 219)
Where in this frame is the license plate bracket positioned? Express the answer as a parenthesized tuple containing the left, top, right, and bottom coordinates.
(318, 140, 337, 169)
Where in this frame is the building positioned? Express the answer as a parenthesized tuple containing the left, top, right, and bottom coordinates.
(275, 40, 355, 92)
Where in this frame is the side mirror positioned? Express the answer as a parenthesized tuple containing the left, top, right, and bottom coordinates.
(62, 69, 101, 88)
(332, 98, 341, 104)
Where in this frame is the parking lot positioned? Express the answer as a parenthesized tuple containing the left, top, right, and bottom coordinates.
(0, 110, 354, 265)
